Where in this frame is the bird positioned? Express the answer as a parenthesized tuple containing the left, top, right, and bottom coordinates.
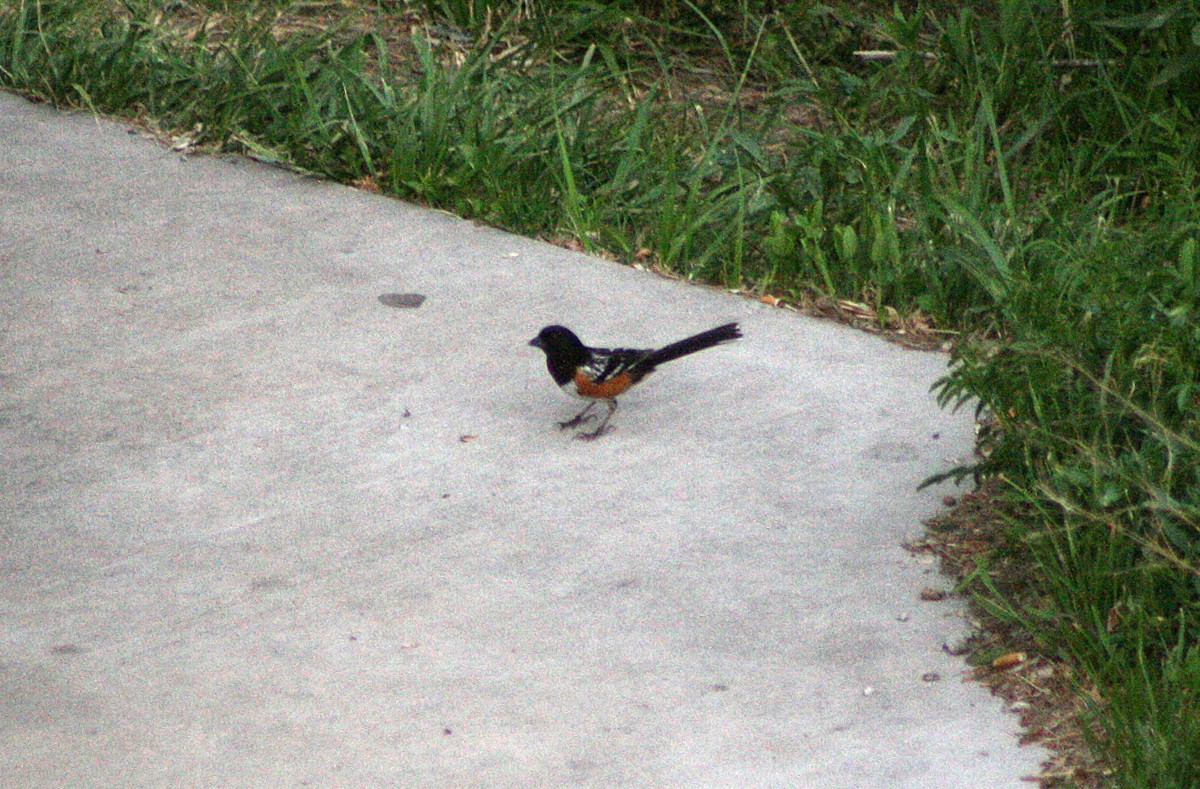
(528, 322, 742, 440)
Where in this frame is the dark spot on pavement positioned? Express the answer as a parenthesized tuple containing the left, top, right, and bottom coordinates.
(379, 293, 426, 308)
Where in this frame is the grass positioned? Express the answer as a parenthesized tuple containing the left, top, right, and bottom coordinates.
(2, 0, 1199, 783)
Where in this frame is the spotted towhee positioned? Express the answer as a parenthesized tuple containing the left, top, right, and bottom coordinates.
(529, 322, 742, 439)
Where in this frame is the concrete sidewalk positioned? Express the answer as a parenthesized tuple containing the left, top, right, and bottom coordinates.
(0, 91, 1044, 787)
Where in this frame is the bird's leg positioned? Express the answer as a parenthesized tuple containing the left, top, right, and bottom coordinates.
(558, 401, 597, 430)
(575, 400, 618, 441)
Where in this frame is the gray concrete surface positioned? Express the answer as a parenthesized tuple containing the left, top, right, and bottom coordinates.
(0, 90, 1044, 787)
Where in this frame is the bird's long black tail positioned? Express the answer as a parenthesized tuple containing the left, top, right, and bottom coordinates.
(642, 322, 741, 368)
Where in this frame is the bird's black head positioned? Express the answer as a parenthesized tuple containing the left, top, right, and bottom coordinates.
(530, 325, 589, 386)
(529, 325, 584, 354)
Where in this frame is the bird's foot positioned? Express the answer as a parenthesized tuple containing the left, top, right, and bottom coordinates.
(558, 413, 594, 430)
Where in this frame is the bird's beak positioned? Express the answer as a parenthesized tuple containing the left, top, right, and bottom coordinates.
(529, 336, 543, 348)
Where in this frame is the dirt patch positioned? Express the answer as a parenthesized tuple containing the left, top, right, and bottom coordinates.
(908, 481, 1113, 788)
